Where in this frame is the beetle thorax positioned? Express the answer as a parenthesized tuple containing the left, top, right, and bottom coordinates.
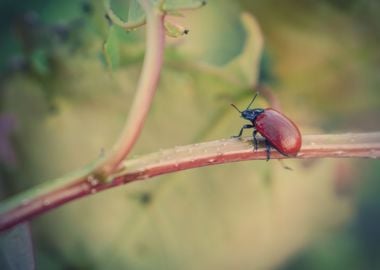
(241, 109, 264, 122)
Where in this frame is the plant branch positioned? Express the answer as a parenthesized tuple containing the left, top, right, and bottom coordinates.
(0, 0, 168, 232)
(99, 0, 166, 175)
(104, 0, 146, 30)
(0, 0, 166, 231)
(1, 132, 380, 232)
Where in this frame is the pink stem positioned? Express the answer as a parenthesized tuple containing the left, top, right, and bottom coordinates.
(1, 132, 379, 231)
(99, 1, 166, 175)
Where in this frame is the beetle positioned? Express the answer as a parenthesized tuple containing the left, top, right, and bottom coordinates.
(231, 93, 302, 161)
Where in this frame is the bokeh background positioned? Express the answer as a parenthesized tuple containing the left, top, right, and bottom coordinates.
(0, 0, 380, 269)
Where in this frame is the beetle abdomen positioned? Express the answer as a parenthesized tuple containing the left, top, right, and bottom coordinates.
(255, 109, 302, 156)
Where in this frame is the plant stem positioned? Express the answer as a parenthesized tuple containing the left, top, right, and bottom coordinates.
(1, 132, 379, 232)
(0, 0, 166, 231)
(104, 0, 146, 30)
(99, 0, 166, 175)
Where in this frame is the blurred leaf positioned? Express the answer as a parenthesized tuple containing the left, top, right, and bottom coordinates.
(162, 0, 206, 10)
(30, 49, 50, 76)
(0, 223, 35, 270)
(258, 49, 276, 85)
(108, 0, 205, 28)
(222, 12, 264, 87)
(127, 0, 144, 25)
(103, 23, 145, 70)
(175, 8, 263, 88)
(103, 25, 120, 69)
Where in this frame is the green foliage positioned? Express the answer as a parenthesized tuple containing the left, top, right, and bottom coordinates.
(103, 26, 121, 69)
(30, 49, 50, 76)
(127, 0, 145, 24)
(162, 0, 206, 10)
(106, 0, 205, 27)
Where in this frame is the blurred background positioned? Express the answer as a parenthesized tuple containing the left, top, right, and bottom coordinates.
(0, 0, 380, 269)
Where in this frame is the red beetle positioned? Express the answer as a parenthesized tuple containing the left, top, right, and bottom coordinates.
(231, 93, 302, 160)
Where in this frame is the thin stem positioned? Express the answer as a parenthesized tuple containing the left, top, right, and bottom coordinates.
(99, 0, 166, 175)
(1, 132, 379, 231)
(0, 0, 166, 230)
(104, 0, 146, 30)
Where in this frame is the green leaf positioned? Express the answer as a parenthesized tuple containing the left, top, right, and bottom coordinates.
(223, 12, 264, 87)
(127, 0, 145, 25)
(162, 0, 206, 11)
(170, 6, 263, 88)
(30, 49, 50, 76)
(103, 25, 121, 70)
(106, 0, 206, 29)
(104, 0, 145, 30)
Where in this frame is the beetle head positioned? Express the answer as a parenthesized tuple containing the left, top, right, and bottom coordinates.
(230, 92, 264, 122)
(240, 109, 264, 121)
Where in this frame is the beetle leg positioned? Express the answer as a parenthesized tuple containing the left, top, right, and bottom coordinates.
(253, 130, 258, 150)
(232, 124, 253, 138)
(265, 140, 271, 161)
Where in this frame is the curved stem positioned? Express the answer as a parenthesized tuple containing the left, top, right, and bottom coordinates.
(104, 0, 146, 30)
(1, 132, 379, 231)
(0, 0, 165, 231)
(99, 0, 166, 175)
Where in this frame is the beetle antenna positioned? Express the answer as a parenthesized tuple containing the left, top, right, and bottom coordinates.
(230, 104, 242, 113)
(246, 92, 259, 110)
